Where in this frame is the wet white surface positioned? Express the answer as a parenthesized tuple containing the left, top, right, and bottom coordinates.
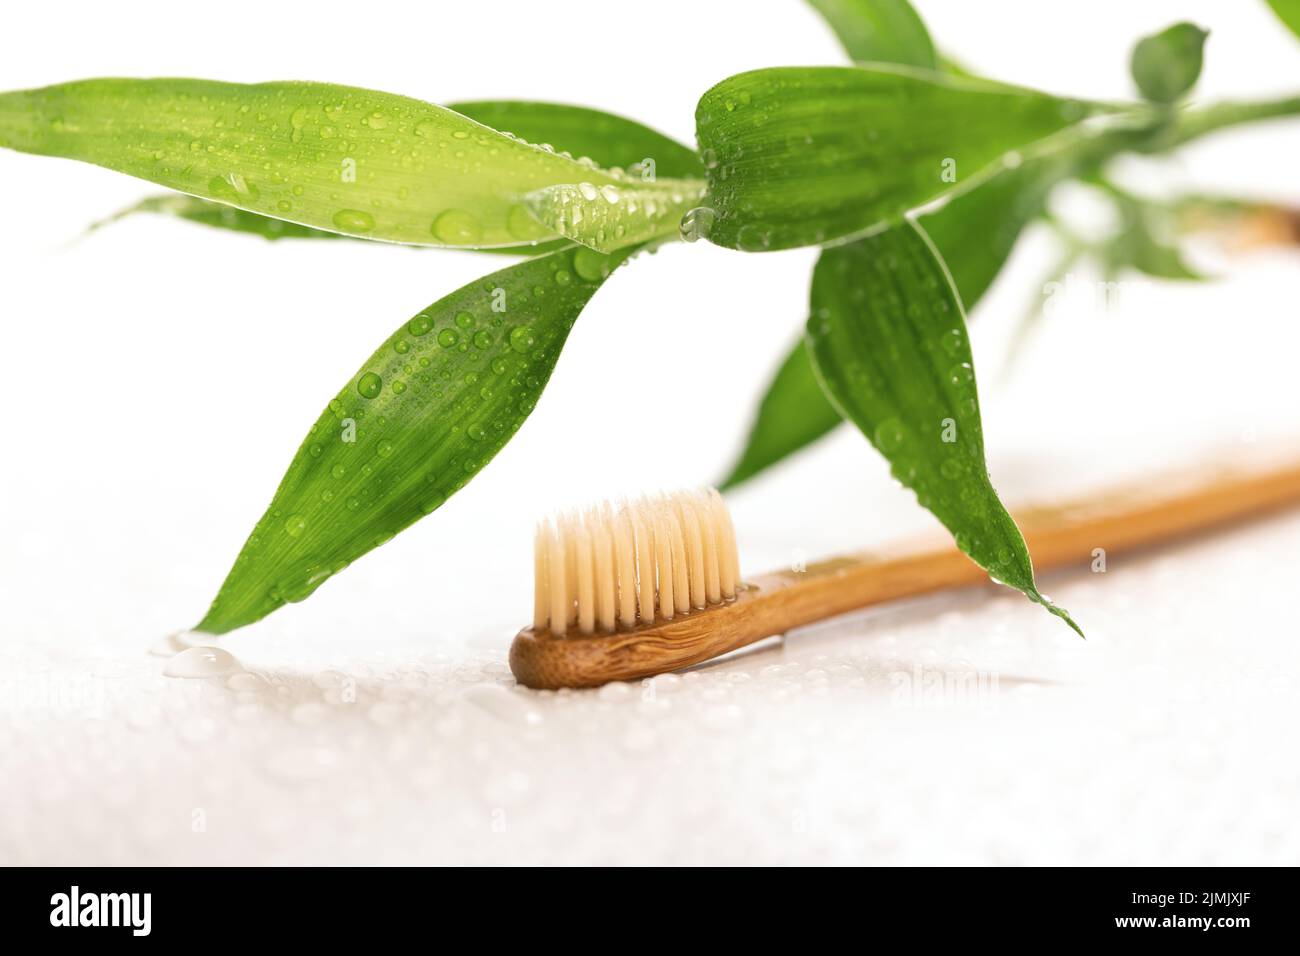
(2, 500, 1299, 866)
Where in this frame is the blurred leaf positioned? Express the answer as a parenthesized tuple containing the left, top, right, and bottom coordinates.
(720, 339, 843, 490)
(806, 221, 1081, 635)
(1110, 225, 1204, 280)
(806, 0, 936, 68)
(1265, 1, 1300, 40)
(196, 244, 629, 634)
(1130, 23, 1209, 104)
(694, 65, 1099, 251)
(0, 78, 691, 250)
(721, 154, 1064, 488)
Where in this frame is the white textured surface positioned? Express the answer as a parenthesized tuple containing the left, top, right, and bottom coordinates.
(2, 0, 1299, 865)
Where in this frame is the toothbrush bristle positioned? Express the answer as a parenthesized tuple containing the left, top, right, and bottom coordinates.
(532, 487, 740, 636)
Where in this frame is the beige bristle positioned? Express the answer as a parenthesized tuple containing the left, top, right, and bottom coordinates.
(545, 518, 567, 638)
(531, 487, 741, 636)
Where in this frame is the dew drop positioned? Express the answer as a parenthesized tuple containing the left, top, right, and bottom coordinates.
(874, 418, 906, 452)
(437, 328, 460, 348)
(572, 248, 611, 282)
(284, 514, 307, 537)
(679, 206, 716, 243)
(163, 646, 243, 679)
(333, 209, 375, 233)
(509, 326, 536, 353)
(356, 371, 382, 399)
(432, 208, 483, 244)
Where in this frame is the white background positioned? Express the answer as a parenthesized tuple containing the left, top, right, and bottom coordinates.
(1, 1, 1298, 865)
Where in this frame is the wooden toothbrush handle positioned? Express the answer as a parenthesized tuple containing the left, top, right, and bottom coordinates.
(510, 459, 1300, 688)
(743, 458, 1300, 632)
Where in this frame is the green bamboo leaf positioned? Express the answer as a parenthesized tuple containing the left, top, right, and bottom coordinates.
(1265, 1, 1300, 41)
(694, 65, 1099, 251)
(196, 244, 628, 634)
(720, 155, 1063, 488)
(1130, 23, 1209, 104)
(806, 220, 1081, 635)
(92, 194, 349, 241)
(79, 98, 702, 251)
(805, 0, 937, 69)
(0, 78, 689, 250)
(719, 338, 843, 490)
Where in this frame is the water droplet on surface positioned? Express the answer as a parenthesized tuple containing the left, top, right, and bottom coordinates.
(431, 208, 483, 244)
(163, 646, 243, 679)
(284, 514, 307, 537)
(437, 328, 459, 348)
(509, 326, 536, 353)
(874, 418, 906, 452)
(408, 314, 433, 336)
(572, 248, 610, 281)
(332, 209, 375, 233)
(356, 372, 382, 399)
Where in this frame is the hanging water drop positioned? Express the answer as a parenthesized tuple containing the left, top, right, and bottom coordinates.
(679, 206, 716, 243)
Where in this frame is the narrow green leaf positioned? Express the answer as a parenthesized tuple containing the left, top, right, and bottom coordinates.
(805, 0, 937, 69)
(77, 97, 703, 251)
(1108, 211, 1205, 280)
(1130, 23, 1209, 104)
(719, 338, 843, 490)
(1265, 1, 1300, 40)
(196, 244, 628, 634)
(0, 78, 686, 250)
(694, 65, 1098, 252)
(92, 194, 349, 241)
(720, 155, 1064, 488)
(806, 220, 1081, 634)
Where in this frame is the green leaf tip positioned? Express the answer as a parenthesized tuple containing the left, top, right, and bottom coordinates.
(805, 0, 937, 70)
(719, 337, 843, 491)
(195, 243, 633, 635)
(1130, 22, 1209, 104)
(805, 219, 1080, 636)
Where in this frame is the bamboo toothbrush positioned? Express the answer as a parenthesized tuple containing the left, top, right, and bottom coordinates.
(509, 460, 1300, 689)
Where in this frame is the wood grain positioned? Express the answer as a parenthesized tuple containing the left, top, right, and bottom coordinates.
(509, 458, 1300, 689)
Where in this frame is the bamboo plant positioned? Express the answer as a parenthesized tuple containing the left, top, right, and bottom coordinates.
(2, 0, 1297, 638)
